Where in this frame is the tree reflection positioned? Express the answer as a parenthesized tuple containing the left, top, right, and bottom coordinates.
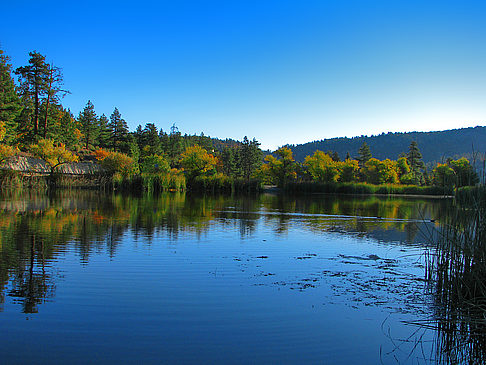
(0, 190, 449, 312)
(8, 235, 55, 313)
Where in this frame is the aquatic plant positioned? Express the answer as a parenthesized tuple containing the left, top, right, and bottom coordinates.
(426, 186, 486, 364)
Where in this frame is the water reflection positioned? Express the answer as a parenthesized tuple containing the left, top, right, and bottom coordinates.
(0, 190, 448, 314)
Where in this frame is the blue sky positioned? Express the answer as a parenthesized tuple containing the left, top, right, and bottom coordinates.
(1, 0, 486, 150)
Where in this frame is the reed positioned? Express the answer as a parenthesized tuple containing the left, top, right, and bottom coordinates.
(284, 181, 452, 196)
(110, 172, 187, 193)
(188, 175, 262, 193)
(425, 186, 486, 364)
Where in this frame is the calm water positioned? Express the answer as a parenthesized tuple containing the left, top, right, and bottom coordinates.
(0, 191, 450, 364)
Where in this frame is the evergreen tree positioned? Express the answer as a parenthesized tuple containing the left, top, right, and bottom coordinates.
(407, 141, 425, 184)
(407, 141, 425, 171)
(78, 100, 99, 149)
(98, 114, 111, 149)
(41, 63, 68, 138)
(57, 108, 82, 151)
(167, 123, 184, 167)
(357, 142, 372, 167)
(15, 51, 50, 136)
(221, 147, 241, 178)
(108, 108, 129, 152)
(0, 48, 22, 144)
(143, 123, 161, 155)
(240, 136, 263, 181)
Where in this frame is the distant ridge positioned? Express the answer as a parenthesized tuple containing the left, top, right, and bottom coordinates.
(286, 126, 486, 167)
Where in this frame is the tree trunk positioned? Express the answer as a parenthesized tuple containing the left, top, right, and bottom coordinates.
(34, 83, 39, 135)
(43, 93, 51, 138)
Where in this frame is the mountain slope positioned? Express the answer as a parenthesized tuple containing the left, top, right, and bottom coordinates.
(286, 126, 486, 167)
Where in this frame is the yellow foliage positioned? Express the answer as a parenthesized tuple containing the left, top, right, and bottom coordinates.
(0, 121, 6, 142)
(30, 139, 79, 171)
(100, 151, 135, 176)
(0, 143, 18, 164)
(180, 145, 218, 177)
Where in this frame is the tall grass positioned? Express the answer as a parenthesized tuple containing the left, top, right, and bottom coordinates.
(187, 175, 262, 193)
(284, 181, 452, 196)
(425, 186, 486, 364)
(111, 172, 186, 193)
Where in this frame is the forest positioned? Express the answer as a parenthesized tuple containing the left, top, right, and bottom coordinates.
(0, 49, 481, 193)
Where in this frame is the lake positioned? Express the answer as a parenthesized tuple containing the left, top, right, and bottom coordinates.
(0, 191, 450, 364)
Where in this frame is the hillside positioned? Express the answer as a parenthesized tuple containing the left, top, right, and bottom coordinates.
(286, 126, 486, 167)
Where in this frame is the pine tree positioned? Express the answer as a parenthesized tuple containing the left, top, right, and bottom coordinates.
(108, 108, 128, 152)
(240, 136, 263, 181)
(78, 100, 99, 150)
(357, 142, 372, 167)
(407, 141, 425, 185)
(143, 123, 161, 155)
(407, 141, 424, 171)
(98, 114, 111, 149)
(41, 63, 68, 138)
(0, 48, 22, 143)
(15, 51, 50, 136)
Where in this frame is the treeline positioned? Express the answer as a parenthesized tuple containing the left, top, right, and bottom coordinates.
(0, 49, 480, 193)
(286, 126, 486, 169)
(259, 141, 478, 194)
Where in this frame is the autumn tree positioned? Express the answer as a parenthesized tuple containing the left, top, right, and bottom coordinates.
(339, 159, 360, 183)
(364, 158, 399, 184)
(29, 138, 79, 174)
(305, 150, 340, 182)
(449, 157, 479, 187)
(262, 147, 297, 186)
(0, 144, 17, 164)
(432, 163, 456, 188)
(100, 151, 135, 177)
(180, 145, 218, 179)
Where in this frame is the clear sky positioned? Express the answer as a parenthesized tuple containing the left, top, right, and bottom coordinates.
(1, 0, 486, 150)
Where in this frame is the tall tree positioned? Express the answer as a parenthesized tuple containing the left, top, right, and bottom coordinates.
(407, 141, 425, 184)
(407, 141, 424, 171)
(15, 51, 49, 136)
(108, 108, 128, 152)
(357, 142, 372, 167)
(142, 123, 161, 155)
(167, 123, 184, 166)
(0, 48, 22, 143)
(41, 63, 68, 138)
(221, 147, 241, 178)
(240, 136, 263, 181)
(78, 101, 99, 149)
(98, 114, 111, 149)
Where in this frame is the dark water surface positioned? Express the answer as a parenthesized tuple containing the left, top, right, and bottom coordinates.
(0, 191, 450, 364)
